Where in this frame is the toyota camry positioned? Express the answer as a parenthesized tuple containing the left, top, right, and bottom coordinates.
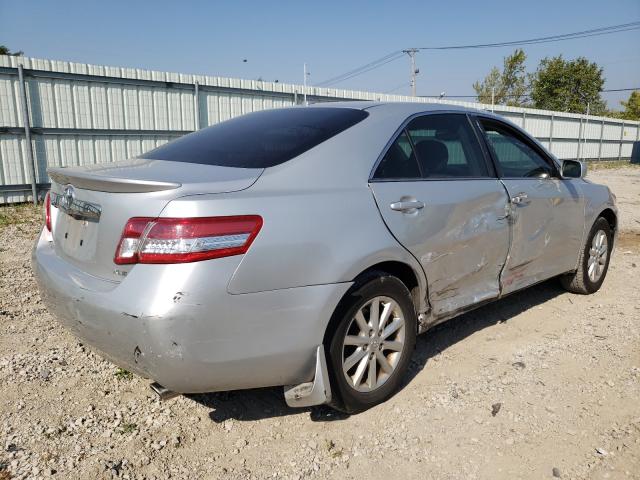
(32, 102, 617, 413)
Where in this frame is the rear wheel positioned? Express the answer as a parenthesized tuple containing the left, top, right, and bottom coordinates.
(560, 217, 612, 294)
(326, 273, 416, 413)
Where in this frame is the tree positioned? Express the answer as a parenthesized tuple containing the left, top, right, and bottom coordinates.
(618, 91, 640, 120)
(0, 45, 24, 56)
(473, 49, 528, 107)
(529, 55, 606, 115)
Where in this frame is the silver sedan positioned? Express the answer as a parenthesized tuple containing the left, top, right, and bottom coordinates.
(32, 103, 617, 413)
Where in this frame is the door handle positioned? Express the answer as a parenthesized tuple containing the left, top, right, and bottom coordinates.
(510, 192, 530, 205)
(390, 200, 425, 212)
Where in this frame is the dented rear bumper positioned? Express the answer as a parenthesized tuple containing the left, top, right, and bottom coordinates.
(32, 229, 351, 393)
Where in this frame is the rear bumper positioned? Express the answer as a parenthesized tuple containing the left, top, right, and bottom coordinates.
(32, 229, 351, 393)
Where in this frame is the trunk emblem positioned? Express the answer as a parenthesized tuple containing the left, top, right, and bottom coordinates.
(62, 185, 76, 210)
(51, 185, 101, 222)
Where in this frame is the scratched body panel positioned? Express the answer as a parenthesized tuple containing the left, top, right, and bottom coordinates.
(371, 179, 510, 318)
(499, 178, 584, 294)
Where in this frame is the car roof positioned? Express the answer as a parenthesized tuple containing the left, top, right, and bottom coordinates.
(309, 100, 491, 117)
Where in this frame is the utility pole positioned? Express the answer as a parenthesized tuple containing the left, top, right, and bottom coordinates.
(491, 86, 495, 112)
(17, 64, 38, 205)
(403, 49, 419, 96)
(303, 63, 309, 106)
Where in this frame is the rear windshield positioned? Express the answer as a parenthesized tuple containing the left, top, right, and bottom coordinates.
(143, 107, 369, 168)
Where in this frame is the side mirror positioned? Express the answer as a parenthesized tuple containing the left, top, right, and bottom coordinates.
(561, 159, 586, 179)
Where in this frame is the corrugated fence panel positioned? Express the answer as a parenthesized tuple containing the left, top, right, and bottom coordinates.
(523, 115, 550, 138)
(603, 122, 623, 140)
(0, 55, 638, 203)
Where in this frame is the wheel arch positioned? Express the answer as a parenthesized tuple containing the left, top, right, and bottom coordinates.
(322, 260, 426, 348)
(598, 207, 617, 233)
(354, 261, 422, 312)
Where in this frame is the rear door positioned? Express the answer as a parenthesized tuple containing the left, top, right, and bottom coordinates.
(369, 113, 510, 319)
(475, 117, 584, 294)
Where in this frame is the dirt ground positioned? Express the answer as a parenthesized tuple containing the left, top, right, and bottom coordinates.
(1, 166, 639, 480)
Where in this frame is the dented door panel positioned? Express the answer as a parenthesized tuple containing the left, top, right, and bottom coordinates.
(499, 178, 584, 294)
(370, 179, 510, 319)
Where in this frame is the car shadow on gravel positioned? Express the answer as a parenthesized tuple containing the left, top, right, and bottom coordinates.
(188, 389, 350, 424)
(403, 278, 565, 389)
(188, 278, 565, 423)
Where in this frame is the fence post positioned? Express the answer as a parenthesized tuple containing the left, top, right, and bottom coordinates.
(598, 120, 604, 161)
(577, 115, 584, 160)
(17, 64, 38, 205)
(194, 81, 201, 131)
(618, 122, 624, 161)
(549, 114, 554, 153)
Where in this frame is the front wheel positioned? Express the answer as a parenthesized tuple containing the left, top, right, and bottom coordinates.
(326, 273, 416, 413)
(560, 217, 613, 294)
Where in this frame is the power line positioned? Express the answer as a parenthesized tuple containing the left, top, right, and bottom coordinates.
(316, 51, 403, 87)
(383, 82, 410, 94)
(418, 87, 639, 99)
(416, 21, 640, 50)
(601, 88, 640, 92)
(316, 22, 640, 88)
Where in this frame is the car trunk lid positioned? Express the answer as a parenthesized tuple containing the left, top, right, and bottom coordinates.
(48, 159, 263, 282)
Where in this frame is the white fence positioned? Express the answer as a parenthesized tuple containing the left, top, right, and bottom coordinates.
(1, 55, 639, 203)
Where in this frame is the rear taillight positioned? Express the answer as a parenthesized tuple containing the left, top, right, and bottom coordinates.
(114, 216, 263, 265)
(44, 191, 52, 232)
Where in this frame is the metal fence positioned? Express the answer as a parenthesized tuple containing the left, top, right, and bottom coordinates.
(1, 55, 639, 203)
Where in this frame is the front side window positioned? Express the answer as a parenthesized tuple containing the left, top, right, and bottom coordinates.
(480, 121, 555, 178)
(373, 113, 490, 180)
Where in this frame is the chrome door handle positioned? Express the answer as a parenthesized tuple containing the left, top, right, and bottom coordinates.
(390, 200, 425, 212)
(510, 192, 530, 205)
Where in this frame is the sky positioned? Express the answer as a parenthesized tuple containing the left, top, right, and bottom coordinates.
(1, 0, 639, 110)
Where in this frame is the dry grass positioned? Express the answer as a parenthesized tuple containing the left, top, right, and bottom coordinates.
(587, 159, 640, 170)
(0, 203, 41, 228)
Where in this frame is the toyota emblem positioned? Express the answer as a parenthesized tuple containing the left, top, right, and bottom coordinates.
(62, 184, 75, 209)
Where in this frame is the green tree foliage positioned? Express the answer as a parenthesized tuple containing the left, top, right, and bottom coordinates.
(617, 91, 640, 120)
(473, 49, 528, 107)
(0, 45, 24, 56)
(529, 56, 606, 114)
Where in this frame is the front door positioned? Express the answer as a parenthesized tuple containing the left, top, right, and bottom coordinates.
(370, 113, 510, 319)
(477, 118, 585, 295)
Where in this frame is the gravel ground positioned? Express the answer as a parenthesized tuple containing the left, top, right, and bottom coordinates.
(1, 166, 639, 480)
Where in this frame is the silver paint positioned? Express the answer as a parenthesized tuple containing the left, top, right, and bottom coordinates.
(32, 102, 617, 403)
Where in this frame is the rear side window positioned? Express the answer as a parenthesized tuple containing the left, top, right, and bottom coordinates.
(373, 113, 490, 180)
(405, 114, 489, 178)
(374, 131, 421, 179)
(144, 107, 368, 168)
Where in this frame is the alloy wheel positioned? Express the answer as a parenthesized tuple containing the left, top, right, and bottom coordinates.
(587, 229, 608, 282)
(341, 296, 406, 393)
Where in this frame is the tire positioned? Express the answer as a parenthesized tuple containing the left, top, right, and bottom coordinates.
(560, 217, 613, 294)
(326, 272, 417, 414)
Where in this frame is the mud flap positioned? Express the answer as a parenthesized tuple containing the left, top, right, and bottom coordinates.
(283, 345, 332, 408)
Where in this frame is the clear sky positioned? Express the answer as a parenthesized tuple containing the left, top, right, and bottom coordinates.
(1, 0, 638, 109)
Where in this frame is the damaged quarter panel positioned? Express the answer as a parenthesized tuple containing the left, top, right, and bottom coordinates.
(33, 227, 352, 393)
